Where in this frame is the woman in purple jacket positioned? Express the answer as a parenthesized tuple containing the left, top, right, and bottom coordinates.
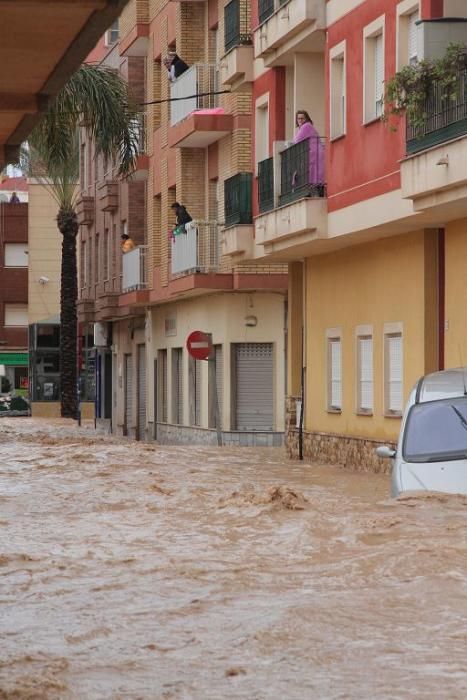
(293, 110, 325, 190)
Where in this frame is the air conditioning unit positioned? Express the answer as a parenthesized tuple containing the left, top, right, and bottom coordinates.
(94, 322, 109, 347)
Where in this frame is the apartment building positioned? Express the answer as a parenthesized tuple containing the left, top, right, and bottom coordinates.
(0, 194, 28, 394)
(247, 0, 467, 468)
(77, 3, 287, 444)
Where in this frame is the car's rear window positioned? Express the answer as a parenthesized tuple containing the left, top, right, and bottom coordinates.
(403, 397, 467, 463)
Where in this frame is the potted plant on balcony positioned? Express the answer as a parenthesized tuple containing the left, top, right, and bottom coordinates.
(383, 42, 467, 133)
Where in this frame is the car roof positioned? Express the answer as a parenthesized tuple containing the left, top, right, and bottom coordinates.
(417, 367, 467, 403)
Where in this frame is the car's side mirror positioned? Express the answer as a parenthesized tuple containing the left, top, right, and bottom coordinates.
(376, 445, 396, 459)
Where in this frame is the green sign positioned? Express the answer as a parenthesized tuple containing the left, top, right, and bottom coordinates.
(0, 353, 28, 366)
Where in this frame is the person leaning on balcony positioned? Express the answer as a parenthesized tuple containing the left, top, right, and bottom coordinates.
(121, 233, 136, 253)
(163, 53, 189, 82)
(171, 202, 192, 235)
(293, 110, 325, 193)
(9, 191, 20, 203)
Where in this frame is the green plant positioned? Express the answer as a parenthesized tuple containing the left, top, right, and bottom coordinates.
(383, 43, 467, 132)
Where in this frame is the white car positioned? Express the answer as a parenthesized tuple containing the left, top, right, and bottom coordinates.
(377, 367, 467, 496)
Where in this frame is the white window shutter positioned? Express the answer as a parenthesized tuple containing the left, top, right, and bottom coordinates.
(388, 334, 403, 412)
(4, 304, 28, 327)
(330, 339, 342, 409)
(374, 34, 384, 116)
(4, 243, 28, 267)
(359, 337, 373, 411)
(408, 11, 419, 65)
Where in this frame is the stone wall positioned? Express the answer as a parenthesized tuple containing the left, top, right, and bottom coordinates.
(155, 423, 284, 447)
(285, 395, 394, 474)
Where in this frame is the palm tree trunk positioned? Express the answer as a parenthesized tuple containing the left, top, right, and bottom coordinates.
(57, 207, 78, 418)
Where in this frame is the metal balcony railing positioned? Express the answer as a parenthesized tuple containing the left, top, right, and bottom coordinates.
(171, 220, 219, 276)
(279, 137, 326, 206)
(170, 64, 219, 126)
(406, 68, 467, 154)
(258, 0, 275, 24)
(257, 157, 274, 213)
(122, 245, 148, 292)
(224, 172, 253, 226)
(224, 0, 252, 53)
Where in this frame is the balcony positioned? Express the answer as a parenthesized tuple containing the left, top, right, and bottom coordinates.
(258, 157, 274, 213)
(254, 0, 325, 65)
(98, 181, 118, 211)
(170, 64, 219, 126)
(222, 173, 254, 260)
(401, 68, 467, 221)
(406, 69, 467, 155)
(131, 114, 149, 180)
(221, 0, 254, 89)
(171, 221, 219, 276)
(254, 138, 327, 259)
(122, 246, 148, 293)
(119, 0, 149, 57)
(76, 196, 94, 226)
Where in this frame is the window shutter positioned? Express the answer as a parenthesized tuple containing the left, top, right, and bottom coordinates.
(4, 243, 28, 267)
(4, 304, 28, 327)
(388, 334, 403, 412)
(359, 337, 373, 411)
(408, 12, 419, 65)
(330, 339, 342, 409)
(374, 34, 384, 116)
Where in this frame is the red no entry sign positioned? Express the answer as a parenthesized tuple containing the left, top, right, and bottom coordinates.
(186, 330, 213, 361)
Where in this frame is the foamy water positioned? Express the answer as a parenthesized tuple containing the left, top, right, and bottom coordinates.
(1, 418, 467, 699)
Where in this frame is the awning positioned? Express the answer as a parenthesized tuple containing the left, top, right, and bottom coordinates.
(0, 353, 28, 366)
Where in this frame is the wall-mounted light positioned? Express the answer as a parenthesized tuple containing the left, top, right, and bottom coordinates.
(436, 155, 449, 166)
(245, 315, 257, 327)
(38, 276, 50, 284)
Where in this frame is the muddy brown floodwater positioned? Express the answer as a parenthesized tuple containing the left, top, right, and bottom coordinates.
(1, 419, 467, 699)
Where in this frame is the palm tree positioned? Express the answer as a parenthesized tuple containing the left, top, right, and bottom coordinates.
(27, 64, 139, 418)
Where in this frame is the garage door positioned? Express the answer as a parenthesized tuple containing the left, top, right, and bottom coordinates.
(137, 344, 146, 440)
(235, 343, 273, 431)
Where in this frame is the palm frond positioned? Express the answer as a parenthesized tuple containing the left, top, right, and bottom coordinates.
(31, 64, 139, 177)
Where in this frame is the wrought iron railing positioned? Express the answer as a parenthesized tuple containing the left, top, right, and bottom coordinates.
(170, 64, 219, 126)
(224, 0, 252, 53)
(258, 0, 275, 24)
(122, 245, 148, 292)
(279, 137, 326, 207)
(171, 220, 219, 276)
(224, 173, 252, 226)
(258, 157, 274, 213)
(406, 68, 467, 154)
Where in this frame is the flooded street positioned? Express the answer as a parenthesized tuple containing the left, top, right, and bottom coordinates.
(1, 419, 467, 699)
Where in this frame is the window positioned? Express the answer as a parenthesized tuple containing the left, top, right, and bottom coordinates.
(4, 304, 28, 327)
(103, 229, 109, 281)
(356, 330, 373, 414)
(330, 42, 346, 139)
(384, 326, 403, 416)
(255, 95, 269, 170)
(209, 344, 223, 429)
(364, 16, 385, 123)
(396, 2, 420, 70)
(105, 19, 119, 46)
(327, 330, 342, 412)
(4, 243, 28, 267)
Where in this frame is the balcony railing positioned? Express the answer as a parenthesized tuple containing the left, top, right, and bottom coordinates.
(171, 220, 219, 276)
(224, 0, 252, 53)
(258, 157, 274, 213)
(224, 172, 252, 226)
(258, 0, 275, 24)
(122, 245, 148, 293)
(170, 64, 219, 126)
(279, 137, 326, 206)
(406, 68, 467, 155)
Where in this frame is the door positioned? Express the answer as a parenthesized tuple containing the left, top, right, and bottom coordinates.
(234, 343, 274, 431)
(124, 353, 133, 436)
(137, 344, 146, 441)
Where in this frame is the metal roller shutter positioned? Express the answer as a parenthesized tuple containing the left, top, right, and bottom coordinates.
(235, 343, 274, 431)
(137, 344, 146, 440)
(172, 348, 183, 424)
(195, 359, 202, 426)
(124, 354, 133, 434)
(215, 345, 223, 426)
